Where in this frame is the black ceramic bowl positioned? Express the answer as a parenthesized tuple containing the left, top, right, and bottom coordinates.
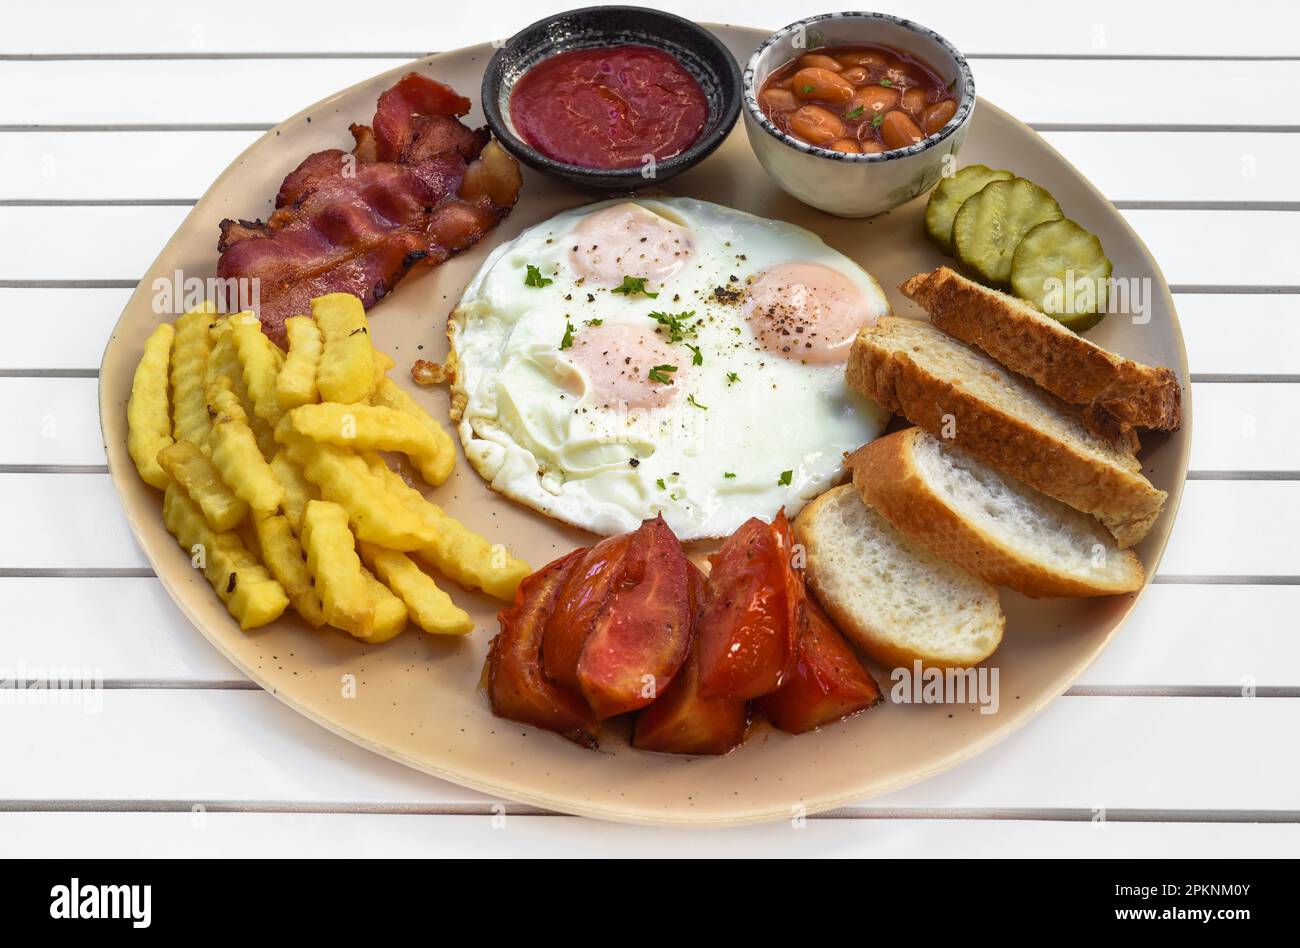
(481, 6, 742, 190)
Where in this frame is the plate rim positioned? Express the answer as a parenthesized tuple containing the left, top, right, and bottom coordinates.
(97, 25, 1192, 827)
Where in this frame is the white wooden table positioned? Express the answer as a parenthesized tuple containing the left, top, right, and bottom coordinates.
(3, 0, 1299, 858)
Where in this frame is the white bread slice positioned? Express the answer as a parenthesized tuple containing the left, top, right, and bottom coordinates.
(795, 485, 1004, 669)
(851, 428, 1145, 598)
(900, 267, 1182, 437)
(847, 317, 1167, 548)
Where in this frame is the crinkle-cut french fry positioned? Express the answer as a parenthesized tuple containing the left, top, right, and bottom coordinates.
(371, 349, 396, 388)
(300, 500, 373, 637)
(231, 314, 285, 428)
(269, 450, 318, 535)
(277, 421, 437, 551)
(356, 566, 408, 643)
(126, 323, 175, 489)
(288, 402, 449, 487)
(360, 453, 530, 601)
(368, 376, 456, 486)
(157, 440, 249, 532)
(358, 541, 473, 635)
(313, 293, 375, 404)
(162, 483, 288, 631)
(209, 393, 285, 513)
(251, 511, 325, 627)
(276, 316, 323, 410)
(206, 327, 277, 458)
(170, 304, 216, 446)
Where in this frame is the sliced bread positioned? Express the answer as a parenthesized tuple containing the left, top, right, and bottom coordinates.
(900, 266, 1182, 437)
(794, 485, 1004, 669)
(850, 428, 1145, 597)
(847, 317, 1166, 548)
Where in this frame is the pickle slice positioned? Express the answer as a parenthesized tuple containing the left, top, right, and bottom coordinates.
(924, 164, 1014, 254)
(952, 178, 1063, 286)
(1011, 218, 1113, 333)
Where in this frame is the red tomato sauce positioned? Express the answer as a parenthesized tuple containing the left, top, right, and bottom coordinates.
(510, 45, 708, 169)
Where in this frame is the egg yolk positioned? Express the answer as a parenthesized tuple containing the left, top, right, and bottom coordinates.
(743, 262, 880, 364)
(568, 202, 694, 288)
(567, 322, 681, 410)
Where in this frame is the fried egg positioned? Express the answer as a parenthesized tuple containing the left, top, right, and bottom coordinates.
(448, 197, 890, 539)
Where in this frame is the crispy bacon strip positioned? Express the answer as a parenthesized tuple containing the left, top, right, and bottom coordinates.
(217, 73, 521, 345)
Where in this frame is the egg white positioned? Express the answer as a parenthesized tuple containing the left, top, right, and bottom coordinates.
(448, 197, 889, 540)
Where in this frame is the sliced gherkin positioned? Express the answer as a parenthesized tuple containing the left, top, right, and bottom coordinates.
(923, 164, 1014, 254)
(952, 177, 1063, 286)
(1011, 218, 1113, 333)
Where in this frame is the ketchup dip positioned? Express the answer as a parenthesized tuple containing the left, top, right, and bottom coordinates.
(510, 45, 708, 169)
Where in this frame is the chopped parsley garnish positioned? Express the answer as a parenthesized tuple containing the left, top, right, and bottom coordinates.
(611, 275, 658, 298)
(685, 342, 703, 366)
(583, 318, 603, 327)
(726, 371, 740, 384)
(845, 104, 865, 120)
(648, 364, 677, 385)
(723, 472, 736, 479)
(778, 469, 793, 486)
(656, 478, 666, 490)
(801, 84, 815, 94)
(524, 264, 552, 288)
(871, 113, 886, 127)
(687, 394, 708, 410)
(647, 309, 696, 342)
(878, 78, 893, 88)
(559, 322, 575, 350)
(947, 77, 957, 92)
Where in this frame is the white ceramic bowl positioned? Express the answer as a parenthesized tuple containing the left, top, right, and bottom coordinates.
(743, 12, 976, 218)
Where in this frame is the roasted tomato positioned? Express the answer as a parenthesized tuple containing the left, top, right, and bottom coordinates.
(542, 532, 633, 695)
(696, 512, 800, 700)
(757, 594, 881, 734)
(632, 564, 748, 755)
(542, 516, 692, 720)
(485, 549, 596, 747)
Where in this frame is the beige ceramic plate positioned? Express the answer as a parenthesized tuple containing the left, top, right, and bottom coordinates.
(99, 26, 1190, 826)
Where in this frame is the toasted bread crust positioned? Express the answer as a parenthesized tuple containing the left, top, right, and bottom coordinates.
(794, 487, 1003, 670)
(849, 429, 1145, 597)
(847, 319, 1166, 547)
(900, 267, 1182, 436)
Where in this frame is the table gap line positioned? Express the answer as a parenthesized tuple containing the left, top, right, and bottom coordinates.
(0, 800, 1297, 822)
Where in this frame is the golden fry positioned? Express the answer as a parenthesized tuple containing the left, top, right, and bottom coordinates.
(288, 402, 450, 486)
(368, 376, 456, 486)
(359, 541, 473, 635)
(276, 316, 323, 410)
(361, 453, 530, 601)
(277, 422, 437, 551)
(313, 293, 375, 404)
(162, 483, 288, 630)
(209, 394, 285, 513)
(372, 349, 396, 387)
(357, 566, 408, 643)
(231, 314, 285, 427)
(251, 511, 326, 627)
(300, 500, 373, 637)
(269, 450, 318, 535)
(157, 440, 249, 532)
(170, 304, 216, 446)
(126, 322, 175, 489)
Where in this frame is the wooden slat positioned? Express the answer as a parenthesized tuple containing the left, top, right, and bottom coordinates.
(6, 130, 1300, 205)
(1, 690, 1296, 810)
(3, 378, 1292, 472)
(3, 811, 1296, 858)
(1, 475, 1295, 574)
(1, 205, 1296, 287)
(5, 577, 1297, 688)
(3, 58, 1300, 128)
(4, 1, 1297, 58)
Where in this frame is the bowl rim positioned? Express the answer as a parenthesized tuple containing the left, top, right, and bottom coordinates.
(743, 11, 976, 164)
(480, 4, 742, 184)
